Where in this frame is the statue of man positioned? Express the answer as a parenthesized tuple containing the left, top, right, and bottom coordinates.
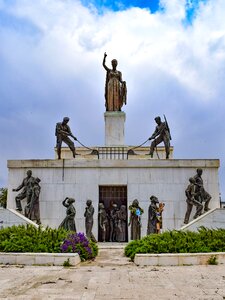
(12, 170, 35, 212)
(193, 169, 211, 212)
(184, 177, 203, 224)
(149, 116, 171, 159)
(84, 199, 96, 242)
(147, 195, 159, 234)
(103, 52, 127, 111)
(55, 117, 77, 159)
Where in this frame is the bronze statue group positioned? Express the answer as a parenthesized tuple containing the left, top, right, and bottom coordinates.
(11, 53, 211, 239)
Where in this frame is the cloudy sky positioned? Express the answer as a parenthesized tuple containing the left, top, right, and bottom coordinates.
(0, 0, 225, 198)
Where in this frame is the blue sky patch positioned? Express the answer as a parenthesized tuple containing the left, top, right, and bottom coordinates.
(81, 0, 160, 13)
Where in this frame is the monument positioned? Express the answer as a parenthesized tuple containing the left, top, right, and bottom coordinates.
(103, 52, 127, 146)
(5, 53, 222, 240)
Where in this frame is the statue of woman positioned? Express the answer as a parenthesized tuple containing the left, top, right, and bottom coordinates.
(26, 177, 41, 225)
(103, 52, 127, 111)
(59, 197, 76, 232)
(128, 199, 144, 240)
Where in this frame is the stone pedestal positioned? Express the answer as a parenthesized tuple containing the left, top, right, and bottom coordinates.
(104, 111, 126, 146)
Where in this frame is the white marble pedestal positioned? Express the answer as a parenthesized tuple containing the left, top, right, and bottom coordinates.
(104, 111, 126, 146)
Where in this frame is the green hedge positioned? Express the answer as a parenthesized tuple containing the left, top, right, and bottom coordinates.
(0, 225, 98, 261)
(125, 227, 225, 260)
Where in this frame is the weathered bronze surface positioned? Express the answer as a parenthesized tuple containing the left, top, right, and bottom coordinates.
(12, 170, 35, 213)
(116, 205, 127, 242)
(25, 177, 41, 225)
(193, 168, 211, 212)
(98, 203, 108, 242)
(128, 199, 143, 240)
(147, 195, 159, 235)
(84, 199, 96, 242)
(103, 52, 127, 111)
(55, 117, 77, 159)
(59, 198, 76, 231)
(149, 116, 171, 159)
(184, 177, 203, 224)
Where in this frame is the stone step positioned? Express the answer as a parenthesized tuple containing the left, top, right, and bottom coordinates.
(91, 243, 132, 267)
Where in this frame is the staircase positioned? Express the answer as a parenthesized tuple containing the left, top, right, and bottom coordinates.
(0, 208, 39, 228)
(91, 243, 132, 267)
(180, 208, 225, 231)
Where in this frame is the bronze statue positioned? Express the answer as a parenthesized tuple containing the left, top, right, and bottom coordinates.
(149, 116, 171, 159)
(147, 196, 159, 234)
(103, 52, 127, 111)
(128, 199, 143, 240)
(59, 198, 76, 231)
(25, 177, 41, 225)
(193, 168, 211, 212)
(116, 205, 127, 242)
(12, 170, 35, 212)
(109, 203, 119, 242)
(84, 199, 96, 242)
(55, 117, 77, 159)
(98, 203, 108, 242)
(184, 177, 203, 224)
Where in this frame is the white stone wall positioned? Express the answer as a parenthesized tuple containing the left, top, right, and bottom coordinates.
(7, 159, 220, 241)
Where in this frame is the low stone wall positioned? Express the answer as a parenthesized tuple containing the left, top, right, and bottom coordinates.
(0, 252, 80, 266)
(134, 252, 225, 266)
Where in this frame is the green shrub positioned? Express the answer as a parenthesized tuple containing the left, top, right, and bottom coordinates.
(0, 225, 98, 262)
(0, 225, 68, 253)
(0, 188, 7, 208)
(125, 227, 225, 260)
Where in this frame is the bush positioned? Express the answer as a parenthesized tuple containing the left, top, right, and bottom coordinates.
(61, 232, 98, 261)
(0, 225, 68, 253)
(0, 188, 7, 208)
(0, 225, 98, 261)
(125, 227, 225, 260)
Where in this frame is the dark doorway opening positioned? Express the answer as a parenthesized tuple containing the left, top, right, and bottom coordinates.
(98, 185, 128, 242)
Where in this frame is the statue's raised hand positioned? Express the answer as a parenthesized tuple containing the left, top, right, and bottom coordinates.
(104, 52, 107, 58)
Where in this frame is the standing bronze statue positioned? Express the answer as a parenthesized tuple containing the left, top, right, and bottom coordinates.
(184, 177, 203, 224)
(25, 177, 41, 225)
(147, 196, 159, 234)
(84, 199, 96, 242)
(55, 117, 77, 159)
(193, 169, 211, 212)
(12, 170, 35, 212)
(109, 203, 119, 242)
(103, 52, 127, 111)
(149, 116, 171, 159)
(128, 199, 143, 240)
(98, 203, 108, 242)
(116, 205, 127, 242)
(59, 197, 76, 231)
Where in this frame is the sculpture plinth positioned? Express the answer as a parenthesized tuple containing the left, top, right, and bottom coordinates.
(104, 111, 126, 146)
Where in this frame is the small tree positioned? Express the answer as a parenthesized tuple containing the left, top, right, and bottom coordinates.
(0, 188, 7, 208)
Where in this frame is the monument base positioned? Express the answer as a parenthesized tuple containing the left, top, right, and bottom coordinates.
(7, 158, 220, 241)
(104, 111, 125, 146)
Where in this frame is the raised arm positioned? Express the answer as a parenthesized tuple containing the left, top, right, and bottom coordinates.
(102, 52, 109, 71)
(62, 198, 69, 208)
